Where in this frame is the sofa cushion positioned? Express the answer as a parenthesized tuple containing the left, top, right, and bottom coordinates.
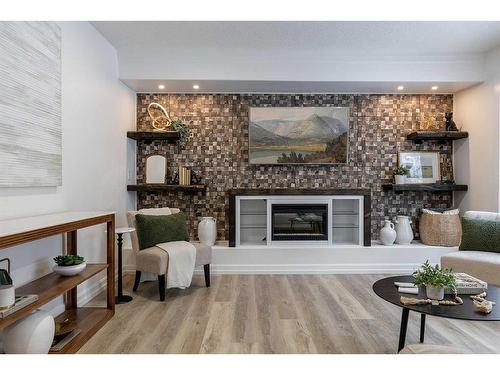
(441, 251, 500, 286)
(459, 217, 500, 253)
(127, 208, 180, 254)
(136, 213, 189, 250)
(192, 242, 212, 266)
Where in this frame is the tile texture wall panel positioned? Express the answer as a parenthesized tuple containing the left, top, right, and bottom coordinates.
(136, 94, 454, 240)
(0, 22, 62, 187)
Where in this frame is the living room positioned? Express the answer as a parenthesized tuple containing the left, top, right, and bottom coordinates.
(1, 0, 500, 372)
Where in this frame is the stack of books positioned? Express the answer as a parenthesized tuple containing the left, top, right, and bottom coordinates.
(395, 273, 488, 295)
(0, 294, 38, 318)
(179, 166, 191, 186)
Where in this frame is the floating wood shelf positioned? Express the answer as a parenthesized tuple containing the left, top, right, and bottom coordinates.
(0, 264, 108, 330)
(382, 183, 468, 193)
(406, 131, 469, 143)
(127, 131, 180, 142)
(127, 183, 206, 193)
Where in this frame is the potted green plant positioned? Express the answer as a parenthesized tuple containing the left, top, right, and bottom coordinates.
(413, 260, 457, 300)
(171, 119, 191, 147)
(393, 166, 410, 185)
(53, 255, 86, 276)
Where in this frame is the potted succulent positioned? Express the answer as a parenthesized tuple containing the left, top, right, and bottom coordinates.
(413, 260, 456, 300)
(393, 166, 410, 184)
(53, 255, 86, 276)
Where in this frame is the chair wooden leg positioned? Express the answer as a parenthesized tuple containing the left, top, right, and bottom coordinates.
(133, 270, 141, 292)
(158, 274, 166, 301)
(204, 264, 211, 287)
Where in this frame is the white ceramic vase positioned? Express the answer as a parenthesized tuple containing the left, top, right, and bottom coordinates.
(3, 310, 55, 353)
(395, 215, 414, 245)
(198, 217, 217, 246)
(53, 262, 86, 276)
(426, 285, 445, 300)
(394, 175, 407, 184)
(380, 220, 397, 246)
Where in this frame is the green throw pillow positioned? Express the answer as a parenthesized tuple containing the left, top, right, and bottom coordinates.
(135, 213, 189, 250)
(459, 217, 500, 253)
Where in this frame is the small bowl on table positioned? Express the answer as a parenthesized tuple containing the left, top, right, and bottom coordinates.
(53, 262, 86, 277)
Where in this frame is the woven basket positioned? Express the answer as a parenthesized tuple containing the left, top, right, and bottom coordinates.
(419, 211, 462, 247)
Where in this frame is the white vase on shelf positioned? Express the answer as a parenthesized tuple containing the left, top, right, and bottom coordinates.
(198, 217, 217, 246)
(380, 220, 397, 246)
(394, 175, 407, 184)
(395, 215, 414, 245)
(3, 310, 55, 354)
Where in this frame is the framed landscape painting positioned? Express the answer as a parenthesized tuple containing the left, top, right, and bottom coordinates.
(249, 107, 349, 164)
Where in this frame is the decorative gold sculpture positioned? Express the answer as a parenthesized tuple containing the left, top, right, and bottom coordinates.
(147, 102, 172, 131)
(420, 113, 439, 131)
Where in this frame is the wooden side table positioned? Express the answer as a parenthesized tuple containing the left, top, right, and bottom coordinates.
(115, 227, 135, 304)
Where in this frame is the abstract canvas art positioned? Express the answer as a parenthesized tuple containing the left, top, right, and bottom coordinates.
(249, 107, 349, 164)
(0, 22, 62, 187)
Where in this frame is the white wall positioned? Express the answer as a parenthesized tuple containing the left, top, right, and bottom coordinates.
(0, 22, 136, 316)
(454, 45, 500, 213)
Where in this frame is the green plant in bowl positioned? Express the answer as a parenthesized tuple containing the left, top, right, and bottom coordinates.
(53, 255, 85, 266)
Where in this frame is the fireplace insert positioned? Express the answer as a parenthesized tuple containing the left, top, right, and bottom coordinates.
(271, 204, 328, 241)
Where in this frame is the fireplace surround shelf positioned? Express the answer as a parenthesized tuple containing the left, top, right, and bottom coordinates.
(228, 188, 371, 247)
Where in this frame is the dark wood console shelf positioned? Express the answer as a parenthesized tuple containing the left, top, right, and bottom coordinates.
(406, 131, 469, 143)
(382, 183, 468, 193)
(0, 212, 115, 354)
(127, 130, 180, 142)
(127, 183, 206, 193)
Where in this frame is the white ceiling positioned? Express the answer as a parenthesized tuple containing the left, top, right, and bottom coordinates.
(92, 21, 500, 93)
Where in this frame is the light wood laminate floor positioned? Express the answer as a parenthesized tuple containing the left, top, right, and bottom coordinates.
(79, 274, 500, 354)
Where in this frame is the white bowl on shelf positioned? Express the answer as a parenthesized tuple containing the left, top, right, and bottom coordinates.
(53, 262, 86, 276)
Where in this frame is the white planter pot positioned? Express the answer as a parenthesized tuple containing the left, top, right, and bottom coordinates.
(395, 215, 414, 245)
(394, 175, 407, 184)
(53, 262, 86, 276)
(3, 310, 55, 353)
(380, 220, 397, 246)
(198, 217, 217, 246)
(426, 285, 445, 300)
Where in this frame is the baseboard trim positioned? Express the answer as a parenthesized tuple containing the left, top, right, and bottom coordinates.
(193, 263, 421, 275)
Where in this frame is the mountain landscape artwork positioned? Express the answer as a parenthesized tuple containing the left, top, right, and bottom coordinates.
(249, 107, 349, 164)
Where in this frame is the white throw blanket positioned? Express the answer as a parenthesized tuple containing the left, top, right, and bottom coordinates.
(156, 241, 196, 289)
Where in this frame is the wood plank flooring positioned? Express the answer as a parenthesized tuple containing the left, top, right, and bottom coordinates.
(78, 274, 500, 354)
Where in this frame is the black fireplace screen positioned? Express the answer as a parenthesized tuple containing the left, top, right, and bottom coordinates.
(271, 204, 328, 241)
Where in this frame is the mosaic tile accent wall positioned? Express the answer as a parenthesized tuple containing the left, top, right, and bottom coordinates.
(135, 94, 454, 241)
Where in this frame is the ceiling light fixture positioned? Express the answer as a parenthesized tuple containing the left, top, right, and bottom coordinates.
(431, 86, 438, 91)
(193, 84, 200, 90)
(158, 84, 165, 90)
(397, 86, 404, 91)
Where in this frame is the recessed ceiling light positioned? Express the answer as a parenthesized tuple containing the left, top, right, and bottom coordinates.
(431, 86, 438, 91)
(193, 84, 200, 90)
(158, 84, 165, 90)
(397, 86, 404, 91)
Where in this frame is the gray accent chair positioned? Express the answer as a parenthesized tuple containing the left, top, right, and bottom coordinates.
(127, 209, 212, 301)
(441, 211, 500, 286)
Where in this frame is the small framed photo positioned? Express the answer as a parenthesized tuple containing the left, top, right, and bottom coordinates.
(398, 151, 441, 184)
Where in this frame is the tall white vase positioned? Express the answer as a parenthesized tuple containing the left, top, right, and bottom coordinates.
(3, 310, 55, 353)
(380, 220, 397, 245)
(395, 215, 414, 245)
(198, 217, 217, 246)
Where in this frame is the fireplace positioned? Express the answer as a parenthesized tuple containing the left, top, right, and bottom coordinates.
(271, 204, 328, 241)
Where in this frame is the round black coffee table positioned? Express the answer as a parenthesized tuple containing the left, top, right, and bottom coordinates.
(373, 275, 500, 352)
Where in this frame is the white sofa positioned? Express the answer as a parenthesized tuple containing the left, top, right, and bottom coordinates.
(441, 211, 500, 286)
